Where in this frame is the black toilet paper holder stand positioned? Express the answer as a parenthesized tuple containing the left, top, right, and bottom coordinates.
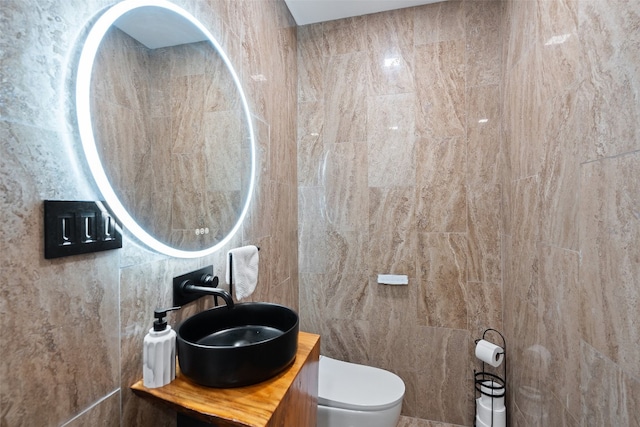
(473, 328, 507, 426)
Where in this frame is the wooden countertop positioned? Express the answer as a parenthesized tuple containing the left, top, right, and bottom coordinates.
(131, 331, 320, 427)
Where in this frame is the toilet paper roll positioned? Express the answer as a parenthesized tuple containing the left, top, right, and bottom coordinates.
(480, 381, 505, 408)
(475, 339, 504, 367)
(476, 398, 506, 427)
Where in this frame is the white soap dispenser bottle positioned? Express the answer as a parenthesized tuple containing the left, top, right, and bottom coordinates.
(143, 306, 180, 388)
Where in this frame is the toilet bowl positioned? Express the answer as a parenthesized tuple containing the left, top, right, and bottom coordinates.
(317, 356, 405, 427)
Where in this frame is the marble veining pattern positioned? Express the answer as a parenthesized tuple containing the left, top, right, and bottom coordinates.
(502, 0, 640, 425)
(414, 40, 466, 139)
(298, 2, 503, 425)
(416, 136, 467, 233)
(366, 10, 415, 96)
(367, 94, 417, 188)
(3, 0, 640, 425)
(323, 52, 369, 144)
(2, 0, 298, 425)
(299, 0, 640, 426)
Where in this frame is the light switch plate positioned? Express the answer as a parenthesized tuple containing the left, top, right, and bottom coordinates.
(44, 200, 122, 259)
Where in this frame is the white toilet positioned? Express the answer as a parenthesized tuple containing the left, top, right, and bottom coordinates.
(317, 355, 405, 427)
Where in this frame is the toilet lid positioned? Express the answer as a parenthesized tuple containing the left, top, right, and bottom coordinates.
(318, 356, 405, 411)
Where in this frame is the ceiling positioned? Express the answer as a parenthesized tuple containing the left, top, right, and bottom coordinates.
(284, 0, 446, 26)
(114, 6, 207, 49)
(114, 1, 449, 48)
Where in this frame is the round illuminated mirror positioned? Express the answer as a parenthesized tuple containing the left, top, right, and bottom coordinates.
(76, 0, 255, 258)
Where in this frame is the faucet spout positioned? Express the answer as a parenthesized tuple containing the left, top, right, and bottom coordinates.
(180, 281, 235, 309)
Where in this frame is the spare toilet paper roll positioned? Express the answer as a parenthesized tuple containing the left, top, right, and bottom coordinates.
(475, 339, 504, 367)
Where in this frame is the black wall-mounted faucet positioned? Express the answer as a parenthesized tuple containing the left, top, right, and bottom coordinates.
(173, 265, 234, 308)
(178, 278, 234, 309)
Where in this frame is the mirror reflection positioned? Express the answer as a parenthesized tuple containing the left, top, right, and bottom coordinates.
(84, 3, 253, 254)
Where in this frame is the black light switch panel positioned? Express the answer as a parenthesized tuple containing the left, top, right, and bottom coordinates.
(44, 201, 122, 259)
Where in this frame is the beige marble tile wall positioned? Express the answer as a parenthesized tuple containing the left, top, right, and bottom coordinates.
(297, 1, 503, 425)
(502, 0, 640, 425)
(0, 0, 297, 426)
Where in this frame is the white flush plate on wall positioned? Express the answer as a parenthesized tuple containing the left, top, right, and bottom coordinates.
(284, 0, 447, 25)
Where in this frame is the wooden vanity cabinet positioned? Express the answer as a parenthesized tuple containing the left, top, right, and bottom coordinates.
(131, 332, 320, 427)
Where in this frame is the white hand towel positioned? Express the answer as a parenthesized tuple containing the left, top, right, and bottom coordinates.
(226, 245, 259, 300)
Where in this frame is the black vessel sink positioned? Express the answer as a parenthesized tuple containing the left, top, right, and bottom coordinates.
(176, 302, 299, 388)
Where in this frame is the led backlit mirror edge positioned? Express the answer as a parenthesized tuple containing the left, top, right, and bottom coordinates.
(76, 0, 256, 258)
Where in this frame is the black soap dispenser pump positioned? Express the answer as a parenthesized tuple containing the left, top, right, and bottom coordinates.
(143, 306, 180, 388)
